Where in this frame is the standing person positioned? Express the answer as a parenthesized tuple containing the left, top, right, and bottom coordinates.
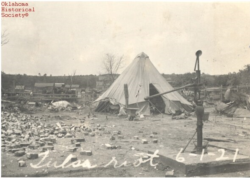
(224, 87, 231, 103)
(30, 91, 33, 99)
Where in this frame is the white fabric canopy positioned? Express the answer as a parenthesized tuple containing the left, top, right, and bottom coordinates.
(95, 52, 192, 114)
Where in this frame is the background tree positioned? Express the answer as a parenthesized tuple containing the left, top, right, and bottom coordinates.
(69, 70, 76, 89)
(227, 72, 240, 86)
(1, 30, 9, 46)
(43, 73, 47, 82)
(239, 64, 250, 85)
(102, 53, 124, 82)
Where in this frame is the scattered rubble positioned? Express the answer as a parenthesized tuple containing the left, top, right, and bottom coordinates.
(26, 152, 39, 159)
(141, 139, 148, 144)
(134, 136, 139, 140)
(69, 147, 78, 152)
(80, 150, 92, 156)
(0, 111, 94, 162)
(105, 143, 120, 149)
(165, 170, 174, 177)
(172, 113, 188, 120)
(2, 99, 249, 177)
(18, 160, 27, 167)
(153, 139, 158, 143)
(71, 155, 77, 162)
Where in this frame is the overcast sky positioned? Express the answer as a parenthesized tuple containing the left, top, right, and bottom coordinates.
(1, 2, 250, 76)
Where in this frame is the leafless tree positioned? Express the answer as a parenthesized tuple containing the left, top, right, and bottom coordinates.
(69, 70, 76, 89)
(1, 30, 9, 46)
(102, 54, 124, 82)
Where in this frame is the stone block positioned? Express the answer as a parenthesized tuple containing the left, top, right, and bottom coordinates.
(105, 144, 112, 149)
(18, 160, 26, 167)
(69, 147, 77, 152)
(80, 150, 92, 156)
(75, 142, 81, 147)
(11, 148, 24, 153)
(71, 139, 75, 144)
(65, 133, 73, 138)
(165, 170, 174, 177)
(103, 131, 110, 134)
(29, 145, 39, 149)
(15, 150, 25, 157)
(153, 139, 158, 143)
(20, 142, 30, 147)
(26, 152, 39, 159)
(75, 138, 85, 142)
(42, 146, 54, 152)
(118, 135, 124, 139)
(47, 142, 53, 146)
(142, 139, 148, 144)
(134, 136, 139, 140)
(71, 155, 77, 162)
(57, 133, 63, 138)
(38, 141, 45, 147)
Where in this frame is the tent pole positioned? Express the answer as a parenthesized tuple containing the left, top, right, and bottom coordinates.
(124, 84, 129, 108)
(144, 83, 199, 100)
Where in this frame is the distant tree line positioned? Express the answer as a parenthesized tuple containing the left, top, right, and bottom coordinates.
(1, 73, 97, 91)
(164, 64, 250, 87)
(2, 64, 249, 91)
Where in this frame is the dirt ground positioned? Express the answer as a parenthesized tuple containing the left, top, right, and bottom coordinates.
(1, 105, 250, 177)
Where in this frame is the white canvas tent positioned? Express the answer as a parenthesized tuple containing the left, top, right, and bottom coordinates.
(94, 52, 193, 115)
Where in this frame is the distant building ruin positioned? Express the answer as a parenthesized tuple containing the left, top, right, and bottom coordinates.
(96, 74, 119, 91)
(14, 85, 25, 92)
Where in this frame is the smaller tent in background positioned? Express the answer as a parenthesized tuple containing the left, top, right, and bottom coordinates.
(94, 52, 193, 115)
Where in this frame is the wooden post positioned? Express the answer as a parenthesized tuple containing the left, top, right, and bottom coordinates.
(13, 80, 15, 92)
(204, 86, 207, 99)
(84, 92, 86, 107)
(52, 84, 55, 99)
(124, 84, 129, 108)
(220, 85, 223, 101)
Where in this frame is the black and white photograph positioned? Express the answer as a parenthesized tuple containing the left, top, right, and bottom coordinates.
(1, 1, 250, 177)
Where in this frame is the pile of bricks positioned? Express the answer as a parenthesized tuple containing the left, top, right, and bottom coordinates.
(1, 111, 92, 161)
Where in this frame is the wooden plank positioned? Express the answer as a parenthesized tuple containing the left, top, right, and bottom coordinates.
(204, 137, 236, 143)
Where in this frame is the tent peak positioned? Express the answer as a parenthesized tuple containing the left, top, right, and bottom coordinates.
(136, 52, 149, 59)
